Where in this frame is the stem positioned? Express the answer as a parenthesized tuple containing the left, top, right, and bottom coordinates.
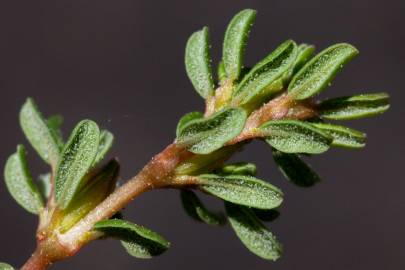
(59, 143, 192, 250)
(21, 248, 50, 270)
(22, 90, 318, 269)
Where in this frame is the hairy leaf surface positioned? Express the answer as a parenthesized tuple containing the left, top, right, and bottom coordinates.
(272, 149, 320, 187)
(226, 203, 282, 260)
(185, 27, 214, 98)
(176, 107, 247, 154)
(288, 43, 358, 99)
(55, 120, 100, 209)
(4, 145, 44, 214)
(94, 219, 170, 259)
(180, 190, 223, 225)
(197, 174, 283, 209)
(260, 120, 332, 154)
(222, 9, 257, 81)
(318, 93, 390, 120)
(20, 98, 60, 167)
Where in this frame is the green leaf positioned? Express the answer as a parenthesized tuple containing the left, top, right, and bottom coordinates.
(216, 162, 257, 176)
(180, 190, 223, 225)
(176, 111, 204, 137)
(37, 173, 51, 199)
(291, 43, 315, 75)
(55, 120, 100, 209)
(318, 93, 390, 120)
(225, 203, 282, 261)
(260, 120, 333, 154)
(252, 209, 280, 222)
(311, 123, 366, 148)
(0, 262, 14, 270)
(272, 149, 320, 187)
(60, 160, 119, 232)
(222, 9, 257, 81)
(93, 130, 114, 166)
(47, 114, 64, 150)
(19, 98, 61, 167)
(176, 107, 247, 154)
(233, 40, 297, 107)
(94, 219, 170, 259)
(185, 26, 214, 99)
(217, 61, 227, 84)
(4, 145, 44, 214)
(288, 43, 359, 99)
(174, 145, 239, 176)
(196, 174, 283, 209)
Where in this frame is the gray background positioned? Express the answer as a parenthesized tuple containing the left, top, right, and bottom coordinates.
(0, 0, 404, 269)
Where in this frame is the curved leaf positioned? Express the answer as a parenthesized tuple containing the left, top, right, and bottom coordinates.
(260, 120, 332, 154)
(217, 61, 227, 84)
(4, 145, 44, 214)
(196, 174, 283, 209)
(93, 130, 114, 166)
(216, 162, 257, 176)
(318, 93, 390, 120)
(55, 120, 100, 209)
(225, 203, 282, 261)
(60, 160, 119, 232)
(19, 98, 60, 167)
(222, 9, 257, 81)
(291, 43, 315, 75)
(233, 40, 297, 107)
(180, 190, 223, 225)
(47, 114, 64, 150)
(94, 219, 170, 259)
(185, 27, 214, 98)
(37, 173, 51, 199)
(288, 43, 359, 99)
(176, 107, 247, 154)
(174, 145, 239, 176)
(176, 111, 204, 137)
(312, 123, 366, 148)
(0, 263, 14, 270)
(272, 149, 320, 187)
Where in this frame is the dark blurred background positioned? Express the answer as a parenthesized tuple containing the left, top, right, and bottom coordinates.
(0, 0, 404, 269)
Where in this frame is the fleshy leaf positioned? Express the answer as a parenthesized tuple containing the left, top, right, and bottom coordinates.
(185, 27, 214, 99)
(311, 123, 366, 148)
(60, 160, 119, 232)
(291, 43, 315, 75)
(19, 98, 61, 167)
(4, 145, 44, 214)
(288, 43, 359, 99)
(260, 120, 333, 154)
(92, 130, 114, 166)
(94, 219, 170, 259)
(196, 174, 283, 209)
(37, 173, 51, 199)
(222, 9, 257, 81)
(318, 93, 390, 120)
(217, 61, 227, 84)
(55, 120, 100, 209)
(180, 190, 223, 225)
(176, 111, 204, 137)
(176, 107, 247, 154)
(0, 263, 14, 270)
(272, 149, 320, 187)
(174, 145, 239, 176)
(232, 40, 297, 107)
(225, 202, 282, 261)
(216, 162, 257, 176)
(47, 114, 64, 150)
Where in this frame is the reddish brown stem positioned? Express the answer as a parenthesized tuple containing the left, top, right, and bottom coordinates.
(21, 248, 50, 270)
